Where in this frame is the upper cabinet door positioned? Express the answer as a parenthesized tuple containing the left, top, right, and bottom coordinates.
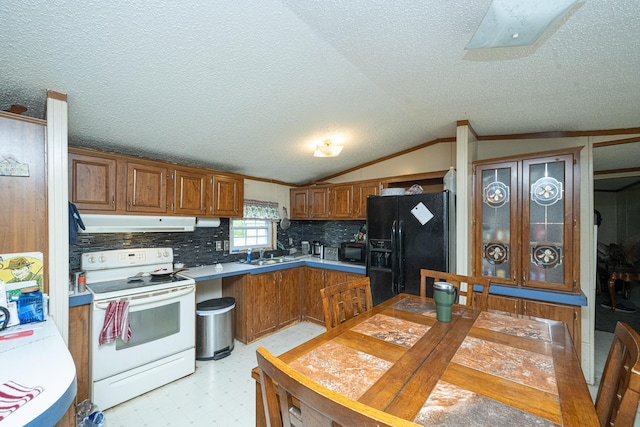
(330, 184, 354, 219)
(126, 162, 169, 213)
(521, 153, 576, 292)
(474, 149, 579, 293)
(212, 174, 243, 217)
(69, 152, 117, 211)
(174, 169, 207, 215)
(309, 186, 330, 219)
(290, 188, 309, 219)
(475, 160, 519, 285)
(355, 180, 381, 219)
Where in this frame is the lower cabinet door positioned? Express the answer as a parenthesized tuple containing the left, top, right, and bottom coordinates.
(278, 269, 302, 327)
(251, 273, 278, 339)
(303, 268, 326, 325)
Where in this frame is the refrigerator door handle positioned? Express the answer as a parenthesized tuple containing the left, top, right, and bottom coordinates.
(398, 220, 404, 293)
(391, 220, 398, 295)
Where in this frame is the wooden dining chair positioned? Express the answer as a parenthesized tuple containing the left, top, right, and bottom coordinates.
(256, 347, 419, 427)
(320, 277, 373, 330)
(419, 269, 491, 310)
(595, 322, 640, 427)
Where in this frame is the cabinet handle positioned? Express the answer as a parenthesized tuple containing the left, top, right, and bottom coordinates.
(523, 301, 527, 315)
(111, 195, 115, 206)
(522, 271, 526, 285)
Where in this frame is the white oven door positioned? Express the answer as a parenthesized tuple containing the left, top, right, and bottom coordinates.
(91, 284, 195, 381)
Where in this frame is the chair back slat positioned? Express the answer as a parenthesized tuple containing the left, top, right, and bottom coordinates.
(321, 277, 373, 330)
(419, 269, 490, 310)
(256, 347, 419, 427)
(595, 321, 640, 427)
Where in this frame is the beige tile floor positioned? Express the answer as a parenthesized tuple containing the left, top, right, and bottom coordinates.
(104, 324, 637, 426)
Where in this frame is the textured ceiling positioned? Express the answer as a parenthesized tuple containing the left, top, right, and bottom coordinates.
(1, 1, 639, 184)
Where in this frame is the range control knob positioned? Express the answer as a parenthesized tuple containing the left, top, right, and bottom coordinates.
(88, 256, 96, 264)
(98, 255, 106, 263)
(163, 250, 170, 258)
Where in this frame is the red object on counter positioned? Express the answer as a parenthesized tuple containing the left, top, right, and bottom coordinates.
(0, 330, 34, 341)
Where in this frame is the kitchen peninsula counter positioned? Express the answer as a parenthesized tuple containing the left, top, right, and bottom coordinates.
(0, 318, 76, 426)
(181, 256, 366, 281)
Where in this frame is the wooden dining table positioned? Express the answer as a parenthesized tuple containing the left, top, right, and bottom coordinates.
(252, 293, 599, 426)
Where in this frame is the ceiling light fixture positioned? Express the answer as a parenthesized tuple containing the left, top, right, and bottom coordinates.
(313, 139, 343, 158)
(465, 0, 579, 49)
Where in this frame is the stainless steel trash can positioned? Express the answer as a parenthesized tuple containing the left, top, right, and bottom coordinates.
(196, 297, 235, 360)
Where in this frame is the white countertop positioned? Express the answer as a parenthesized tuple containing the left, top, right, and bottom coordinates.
(0, 318, 76, 426)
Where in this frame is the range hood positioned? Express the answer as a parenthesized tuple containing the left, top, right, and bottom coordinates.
(80, 214, 196, 233)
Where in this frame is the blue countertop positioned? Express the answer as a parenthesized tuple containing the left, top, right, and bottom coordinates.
(181, 257, 366, 281)
(69, 258, 586, 307)
(486, 284, 588, 306)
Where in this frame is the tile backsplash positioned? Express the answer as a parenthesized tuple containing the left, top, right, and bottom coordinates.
(69, 219, 365, 271)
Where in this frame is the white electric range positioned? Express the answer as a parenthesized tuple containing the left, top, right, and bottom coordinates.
(82, 247, 196, 410)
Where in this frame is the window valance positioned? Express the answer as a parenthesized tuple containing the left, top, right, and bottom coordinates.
(243, 199, 280, 220)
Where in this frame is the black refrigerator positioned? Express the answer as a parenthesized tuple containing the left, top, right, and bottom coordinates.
(366, 191, 452, 305)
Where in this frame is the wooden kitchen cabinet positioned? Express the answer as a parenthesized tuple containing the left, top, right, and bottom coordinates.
(251, 273, 279, 339)
(173, 168, 207, 215)
(69, 147, 245, 218)
(290, 188, 310, 219)
(302, 267, 326, 324)
(278, 268, 302, 327)
(69, 304, 90, 403)
(309, 186, 330, 219)
(211, 174, 243, 217)
(291, 180, 380, 220)
(125, 161, 170, 213)
(473, 148, 580, 293)
(488, 295, 581, 359)
(354, 180, 381, 219)
(290, 186, 330, 219)
(330, 183, 354, 219)
(69, 151, 117, 212)
(222, 267, 364, 342)
(302, 268, 365, 325)
(224, 267, 303, 343)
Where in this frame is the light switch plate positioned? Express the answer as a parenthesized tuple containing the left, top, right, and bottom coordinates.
(215, 241, 222, 251)
(223, 240, 230, 251)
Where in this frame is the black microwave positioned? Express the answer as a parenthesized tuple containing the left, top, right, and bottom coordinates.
(339, 241, 366, 264)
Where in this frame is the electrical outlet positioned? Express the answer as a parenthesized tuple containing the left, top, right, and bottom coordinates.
(215, 241, 222, 251)
(223, 240, 230, 251)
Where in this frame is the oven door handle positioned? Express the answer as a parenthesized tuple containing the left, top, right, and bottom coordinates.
(94, 285, 195, 310)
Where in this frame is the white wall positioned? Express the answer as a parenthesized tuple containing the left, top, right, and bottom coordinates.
(329, 142, 454, 183)
(244, 179, 292, 212)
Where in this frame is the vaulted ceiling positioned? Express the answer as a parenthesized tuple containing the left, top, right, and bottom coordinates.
(1, 1, 639, 184)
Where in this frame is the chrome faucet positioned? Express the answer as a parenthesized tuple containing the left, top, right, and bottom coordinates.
(259, 248, 266, 259)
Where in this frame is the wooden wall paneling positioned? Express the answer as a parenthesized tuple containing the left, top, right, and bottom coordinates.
(0, 115, 47, 290)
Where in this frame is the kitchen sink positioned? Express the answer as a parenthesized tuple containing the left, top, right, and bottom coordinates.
(237, 255, 308, 266)
(237, 258, 287, 266)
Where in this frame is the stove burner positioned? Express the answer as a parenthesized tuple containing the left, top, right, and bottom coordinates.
(87, 274, 191, 298)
